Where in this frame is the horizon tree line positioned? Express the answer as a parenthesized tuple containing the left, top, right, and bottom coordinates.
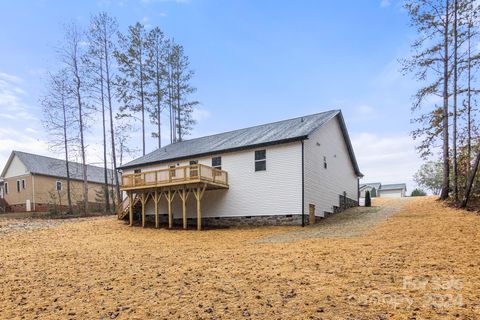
(41, 12, 199, 214)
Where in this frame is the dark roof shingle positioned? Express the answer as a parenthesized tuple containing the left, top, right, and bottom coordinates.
(119, 110, 362, 176)
(3, 151, 115, 185)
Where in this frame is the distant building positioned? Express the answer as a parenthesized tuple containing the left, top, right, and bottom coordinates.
(360, 182, 407, 198)
(118, 110, 363, 229)
(0, 151, 116, 212)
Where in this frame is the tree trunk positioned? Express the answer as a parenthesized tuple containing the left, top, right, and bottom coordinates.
(139, 45, 146, 156)
(104, 29, 121, 208)
(62, 96, 73, 214)
(440, 0, 450, 200)
(156, 52, 162, 149)
(461, 151, 480, 208)
(100, 56, 110, 214)
(466, 21, 472, 186)
(452, 0, 458, 202)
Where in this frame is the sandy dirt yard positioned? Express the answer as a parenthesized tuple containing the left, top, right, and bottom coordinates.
(1, 197, 479, 319)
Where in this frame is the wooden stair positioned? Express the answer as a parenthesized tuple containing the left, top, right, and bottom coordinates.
(117, 194, 141, 220)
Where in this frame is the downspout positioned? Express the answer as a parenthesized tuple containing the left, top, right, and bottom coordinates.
(357, 178, 360, 206)
(32, 174, 36, 211)
(301, 140, 305, 227)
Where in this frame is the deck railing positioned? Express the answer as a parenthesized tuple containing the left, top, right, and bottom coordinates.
(121, 164, 228, 190)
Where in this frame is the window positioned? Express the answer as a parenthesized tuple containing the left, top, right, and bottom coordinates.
(212, 156, 222, 170)
(323, 156, 327, 169)
(169, 165, 176, 178)
(16, 180, 20, 193)
(255, 150, 266, 172)
(189, 160, 198, 177)
(55, 181, 62, 191)
(134, 169, 141, 174)
(4, 182, 8, 194)
(21, 179, 25, 190)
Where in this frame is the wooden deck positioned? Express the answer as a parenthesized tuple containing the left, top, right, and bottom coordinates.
(120, 164, 229, 191)
(118, 164, 229, 230)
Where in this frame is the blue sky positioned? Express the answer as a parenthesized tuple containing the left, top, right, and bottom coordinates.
(0, 0, 424, 191)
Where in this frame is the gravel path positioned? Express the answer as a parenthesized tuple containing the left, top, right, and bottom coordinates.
(257, 198, 409, 243)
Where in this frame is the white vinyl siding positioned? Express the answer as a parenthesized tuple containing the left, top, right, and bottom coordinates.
(124, 142, 303, 219)
(304, 116, 358, 217)
(3, 155, 29, 178)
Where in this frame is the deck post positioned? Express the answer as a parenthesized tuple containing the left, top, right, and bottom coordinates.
(129, 192, 133, 226)
(154, 190, 159, 228)
(193, 184, 206, 231)
(167, 189, 177, 229)
(141, 192, 147, 228)
(179, 187, 190, 230)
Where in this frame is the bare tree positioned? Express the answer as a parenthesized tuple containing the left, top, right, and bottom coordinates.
(41, 69, 75, 214)
(59, 23, 89, 214)
(87, 14, 111, 213)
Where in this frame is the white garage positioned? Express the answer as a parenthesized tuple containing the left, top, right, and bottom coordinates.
(378, 184, 407, 198)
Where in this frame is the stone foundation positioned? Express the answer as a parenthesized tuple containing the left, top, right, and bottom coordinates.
(144, 214, 304, 227)
(332, 195, 358, 214)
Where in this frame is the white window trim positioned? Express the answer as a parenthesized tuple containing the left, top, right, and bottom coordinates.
(254, 149, 267, 172)
(55, 181, 62, 191)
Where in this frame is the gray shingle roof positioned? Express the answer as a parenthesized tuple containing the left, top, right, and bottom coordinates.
(2, 151, 115, 185)
(120, 110, 362, 176)
(380, 183, 407, 191)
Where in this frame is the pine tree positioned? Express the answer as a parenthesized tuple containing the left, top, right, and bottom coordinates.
(146, 27, 167, 149)
(115, 22, 150, 156)
(402, 0, 453, 200)
(167, 43, 198, 142)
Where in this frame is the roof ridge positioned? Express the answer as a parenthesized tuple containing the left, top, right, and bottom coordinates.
(160, 110, 339, 149)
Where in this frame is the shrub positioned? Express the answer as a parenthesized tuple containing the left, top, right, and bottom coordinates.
(411, 188, 427, 197)
(365, 190, 371, 207)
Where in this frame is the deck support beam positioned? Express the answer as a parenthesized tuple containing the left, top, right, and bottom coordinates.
(179, 187, 190, 229)
(154, 190, 159, 228)
(140, 192, 149, 228)
(166, 189, 177, 229)
(193, 184, 206, 231)
(128, 192, 133, 226)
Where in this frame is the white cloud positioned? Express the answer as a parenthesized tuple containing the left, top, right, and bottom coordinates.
(352, 132, 422, 193)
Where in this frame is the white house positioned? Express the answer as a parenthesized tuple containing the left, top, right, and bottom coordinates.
(359, 182, 381, 198)
(117, 110, 363, 229)
(360, 182, 407, 198)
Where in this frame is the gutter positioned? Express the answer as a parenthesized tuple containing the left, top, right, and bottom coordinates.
(301, 140, 305, 227)
(32, 174, 36, 211)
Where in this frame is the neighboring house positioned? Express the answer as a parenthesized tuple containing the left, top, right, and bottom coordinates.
(360, 182, 407, 198)
(0, 151, 116, 212)
(118, 110, 363, 229)
(359, 182, 381, 198)
(378, 183, 407, 198)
